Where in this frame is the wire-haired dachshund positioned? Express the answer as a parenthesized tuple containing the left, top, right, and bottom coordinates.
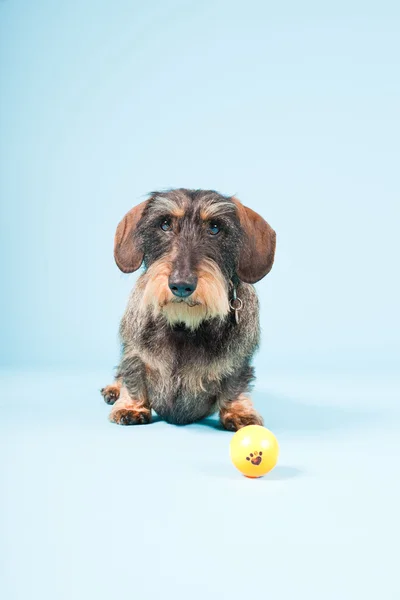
(101, 189, 276, 431)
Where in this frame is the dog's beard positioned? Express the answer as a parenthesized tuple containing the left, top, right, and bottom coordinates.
(139, 257, 230, 330)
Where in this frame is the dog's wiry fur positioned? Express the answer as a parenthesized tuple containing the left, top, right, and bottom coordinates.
(102, 189, 276, 430)
(140, 256, 230, 330)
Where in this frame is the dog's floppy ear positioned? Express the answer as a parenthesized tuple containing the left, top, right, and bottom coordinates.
(233, 198, 276, 284)
(114, 200, 148, 273)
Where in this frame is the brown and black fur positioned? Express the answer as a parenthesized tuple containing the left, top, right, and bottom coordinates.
(101, 189, 276, 431)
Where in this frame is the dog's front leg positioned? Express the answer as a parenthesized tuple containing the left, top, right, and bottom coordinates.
(109, 355, 151, 426)
(219, 393, 263, 432)
(101, 379, 122, 405)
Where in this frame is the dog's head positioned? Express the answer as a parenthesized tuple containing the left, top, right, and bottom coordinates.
(114, 189, 276, 329)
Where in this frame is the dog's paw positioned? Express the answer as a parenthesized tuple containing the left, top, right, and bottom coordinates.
(221, 411, 264, 432)
(220, 395, 264, 432)
(101, 384, 121, 405)
(109, 405, 152, 426)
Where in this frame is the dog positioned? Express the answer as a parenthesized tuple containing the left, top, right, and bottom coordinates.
(101, 189, 276, 431)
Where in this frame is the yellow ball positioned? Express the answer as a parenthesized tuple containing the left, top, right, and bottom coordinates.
(229, 425, 279, 478)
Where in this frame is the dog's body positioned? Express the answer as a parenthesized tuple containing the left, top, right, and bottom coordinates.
(101, 189, 276, 431)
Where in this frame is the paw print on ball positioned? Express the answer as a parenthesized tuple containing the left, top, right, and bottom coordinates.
(246, 450, 263, 466)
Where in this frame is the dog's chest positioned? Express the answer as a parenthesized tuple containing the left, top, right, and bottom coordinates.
(139, 327, 234, 397)
(141, 341, 223, 424)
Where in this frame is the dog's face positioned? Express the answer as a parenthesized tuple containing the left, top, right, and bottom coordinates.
(114, 189, 276, 329)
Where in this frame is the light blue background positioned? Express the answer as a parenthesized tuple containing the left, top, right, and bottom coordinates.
(1, 2, 400, 600)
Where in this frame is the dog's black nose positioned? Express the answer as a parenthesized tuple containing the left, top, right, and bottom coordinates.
(168, 275, 198, 298)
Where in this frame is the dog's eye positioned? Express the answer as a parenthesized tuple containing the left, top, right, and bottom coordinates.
(208, 222, 220, 235)
(160, 218, 172, 232)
